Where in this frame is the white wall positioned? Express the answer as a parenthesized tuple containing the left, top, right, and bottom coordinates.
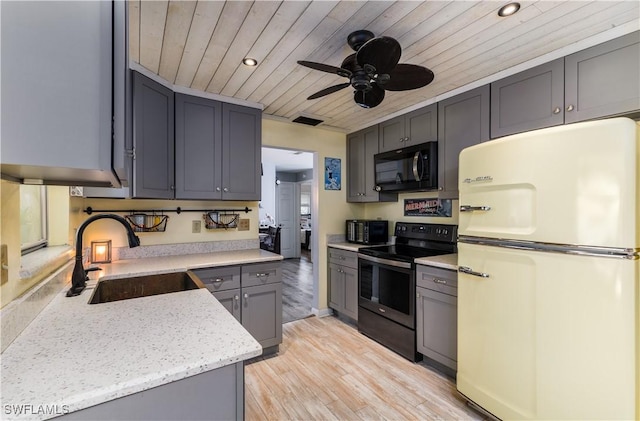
(259, 161, 276, 225)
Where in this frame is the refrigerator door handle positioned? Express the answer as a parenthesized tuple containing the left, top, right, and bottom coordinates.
(459, 266, 490, 278)
(460, 205, 491, 212)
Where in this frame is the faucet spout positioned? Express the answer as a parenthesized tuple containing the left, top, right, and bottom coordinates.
(66, 214, 140, 297)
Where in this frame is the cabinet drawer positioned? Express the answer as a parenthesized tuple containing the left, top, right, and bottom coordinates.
(328, 248, 358, 269)
(242, 262, 281, 287)
(416, 265, 457, 296)
(192, 266, 241, 292)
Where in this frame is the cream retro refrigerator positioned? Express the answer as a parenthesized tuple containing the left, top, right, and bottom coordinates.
(457, 118, 639, 420)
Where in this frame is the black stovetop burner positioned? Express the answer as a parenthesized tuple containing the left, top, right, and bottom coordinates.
(358, 222, 457, 263)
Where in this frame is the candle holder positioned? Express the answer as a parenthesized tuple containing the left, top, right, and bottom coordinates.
(90, 240, 112, 264)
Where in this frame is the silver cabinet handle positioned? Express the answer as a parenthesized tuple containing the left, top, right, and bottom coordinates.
(416, 292, 420, 298)
(459, 266, 490, 278)
(213, 278, 223, 283)
(566, 104, 574, 112)
(553, 107, 561, 114)
(216, 187, 221, 192)
(223, 187, 229, 192)
(234, 295, 239, 301)
(379, 308, 386, 313)
(433, 279, 447, 284)
(460, 205, 491, 212)
(412, 151, 421, 181)
(243, 293, 249, 299)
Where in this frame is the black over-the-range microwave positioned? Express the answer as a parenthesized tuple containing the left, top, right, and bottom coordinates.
(374, 141, 438, 193)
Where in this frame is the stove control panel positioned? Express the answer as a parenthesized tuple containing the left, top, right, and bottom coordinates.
(395, 222, 457, 243)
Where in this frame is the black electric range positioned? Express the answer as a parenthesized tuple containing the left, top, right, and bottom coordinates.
(358, 222, 457, 264)
(357, 222, 457, 361)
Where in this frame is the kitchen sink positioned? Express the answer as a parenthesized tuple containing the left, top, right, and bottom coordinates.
(89, 271, 204, 304)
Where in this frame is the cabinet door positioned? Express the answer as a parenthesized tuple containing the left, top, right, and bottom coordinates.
(416, 286, 457, 370)
(213, 289, 241, 322)
(342, 266, 358, 320)
(0, 1, 116, 186)
(437, 85, 490, 198)
(193, 266, 241, 293)
(132, 72, 175, 198)
(404, 104, 438, 148)
(242, 283, 283, 348)
(328, 263, 345, 311)
(361, 125, 382, 202)
(175, 94, 222, 199)
(379, 116, 405, 152)
(565, 31, 640, 123)
(222, 104, 261, 200)
(347, 131, 366, 202)
(491, 59, 564, 138)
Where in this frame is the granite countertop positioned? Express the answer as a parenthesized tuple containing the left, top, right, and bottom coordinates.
(0, 249, 281, 421)
(415, 253, 458, 271)
(327, 242, 378, 252)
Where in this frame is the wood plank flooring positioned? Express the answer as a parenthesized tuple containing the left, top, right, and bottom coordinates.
(281, 251, 314, 324)
(246, 316, 483, 420)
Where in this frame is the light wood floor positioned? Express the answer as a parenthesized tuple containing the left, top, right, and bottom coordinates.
(246, 316, 483, 420)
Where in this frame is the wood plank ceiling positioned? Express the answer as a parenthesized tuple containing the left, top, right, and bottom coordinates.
(130, 1, 639, 133)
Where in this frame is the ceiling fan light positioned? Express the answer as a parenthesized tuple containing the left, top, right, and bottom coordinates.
(242, 57, 258, 66)
(498, 2, 520, 17)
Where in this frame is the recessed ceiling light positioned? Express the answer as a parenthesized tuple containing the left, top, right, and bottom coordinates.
(242, 57, 258, 66)
(498, 2, 520, 17)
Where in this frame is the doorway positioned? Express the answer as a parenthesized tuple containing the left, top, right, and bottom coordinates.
(261, 147, 315, 324)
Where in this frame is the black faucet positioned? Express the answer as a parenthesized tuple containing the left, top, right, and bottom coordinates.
(66, 214, 140, 297)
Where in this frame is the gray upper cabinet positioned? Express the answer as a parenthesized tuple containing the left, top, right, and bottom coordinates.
(437, 85, 490, 198)
(0, 1, 117, 187)
(132, 72, 175, 199)
(565, 31, 640, 124)
(130, 84, 261, 200)
(379, 104, 438, 152)
(347, 126, 396, 203)
(175, 94, 222, 200)
(222, 104, 262, 201)
(491, 59, 564, 138)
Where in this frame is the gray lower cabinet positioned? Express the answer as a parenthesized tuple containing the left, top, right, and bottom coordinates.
(416, 265, 457, 372)
(132, 71, 175, 198)
(491, 58, 565, 138)
(328, 248, 358, 320)
(59, 363, 244, 421)
(565, 30, 640, 124)
(378, 104, 438, 152)
(437, 85, 490, 198)
(347, 126, 396, 203)
(194, 262, 282, 351)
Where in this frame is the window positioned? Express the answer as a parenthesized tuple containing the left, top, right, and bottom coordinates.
(20, 185, 47, 254)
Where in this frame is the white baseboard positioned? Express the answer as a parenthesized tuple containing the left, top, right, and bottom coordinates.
(312, 307, 333, 318)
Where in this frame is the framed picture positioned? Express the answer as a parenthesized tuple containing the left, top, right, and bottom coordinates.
(404, 198, 452, 217)
(324, 157, 341, 190)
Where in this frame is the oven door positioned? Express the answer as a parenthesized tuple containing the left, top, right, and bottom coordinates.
(358, 254, 415, 328)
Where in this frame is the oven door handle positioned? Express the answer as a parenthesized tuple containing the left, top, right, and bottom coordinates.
(358, 253, 412, 269)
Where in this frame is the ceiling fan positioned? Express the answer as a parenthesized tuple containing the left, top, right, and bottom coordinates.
(298, 30, 434, 108)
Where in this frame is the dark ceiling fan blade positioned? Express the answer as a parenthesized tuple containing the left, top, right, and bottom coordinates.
(356, 36, 401, 74)
(385, 64, 435, 91)
(308, 83, 351, 100)
(354, 83, 385, 108)
(298, 61, 351, 78)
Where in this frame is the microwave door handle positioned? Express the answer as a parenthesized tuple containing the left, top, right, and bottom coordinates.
(412, 151, 422, 181)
